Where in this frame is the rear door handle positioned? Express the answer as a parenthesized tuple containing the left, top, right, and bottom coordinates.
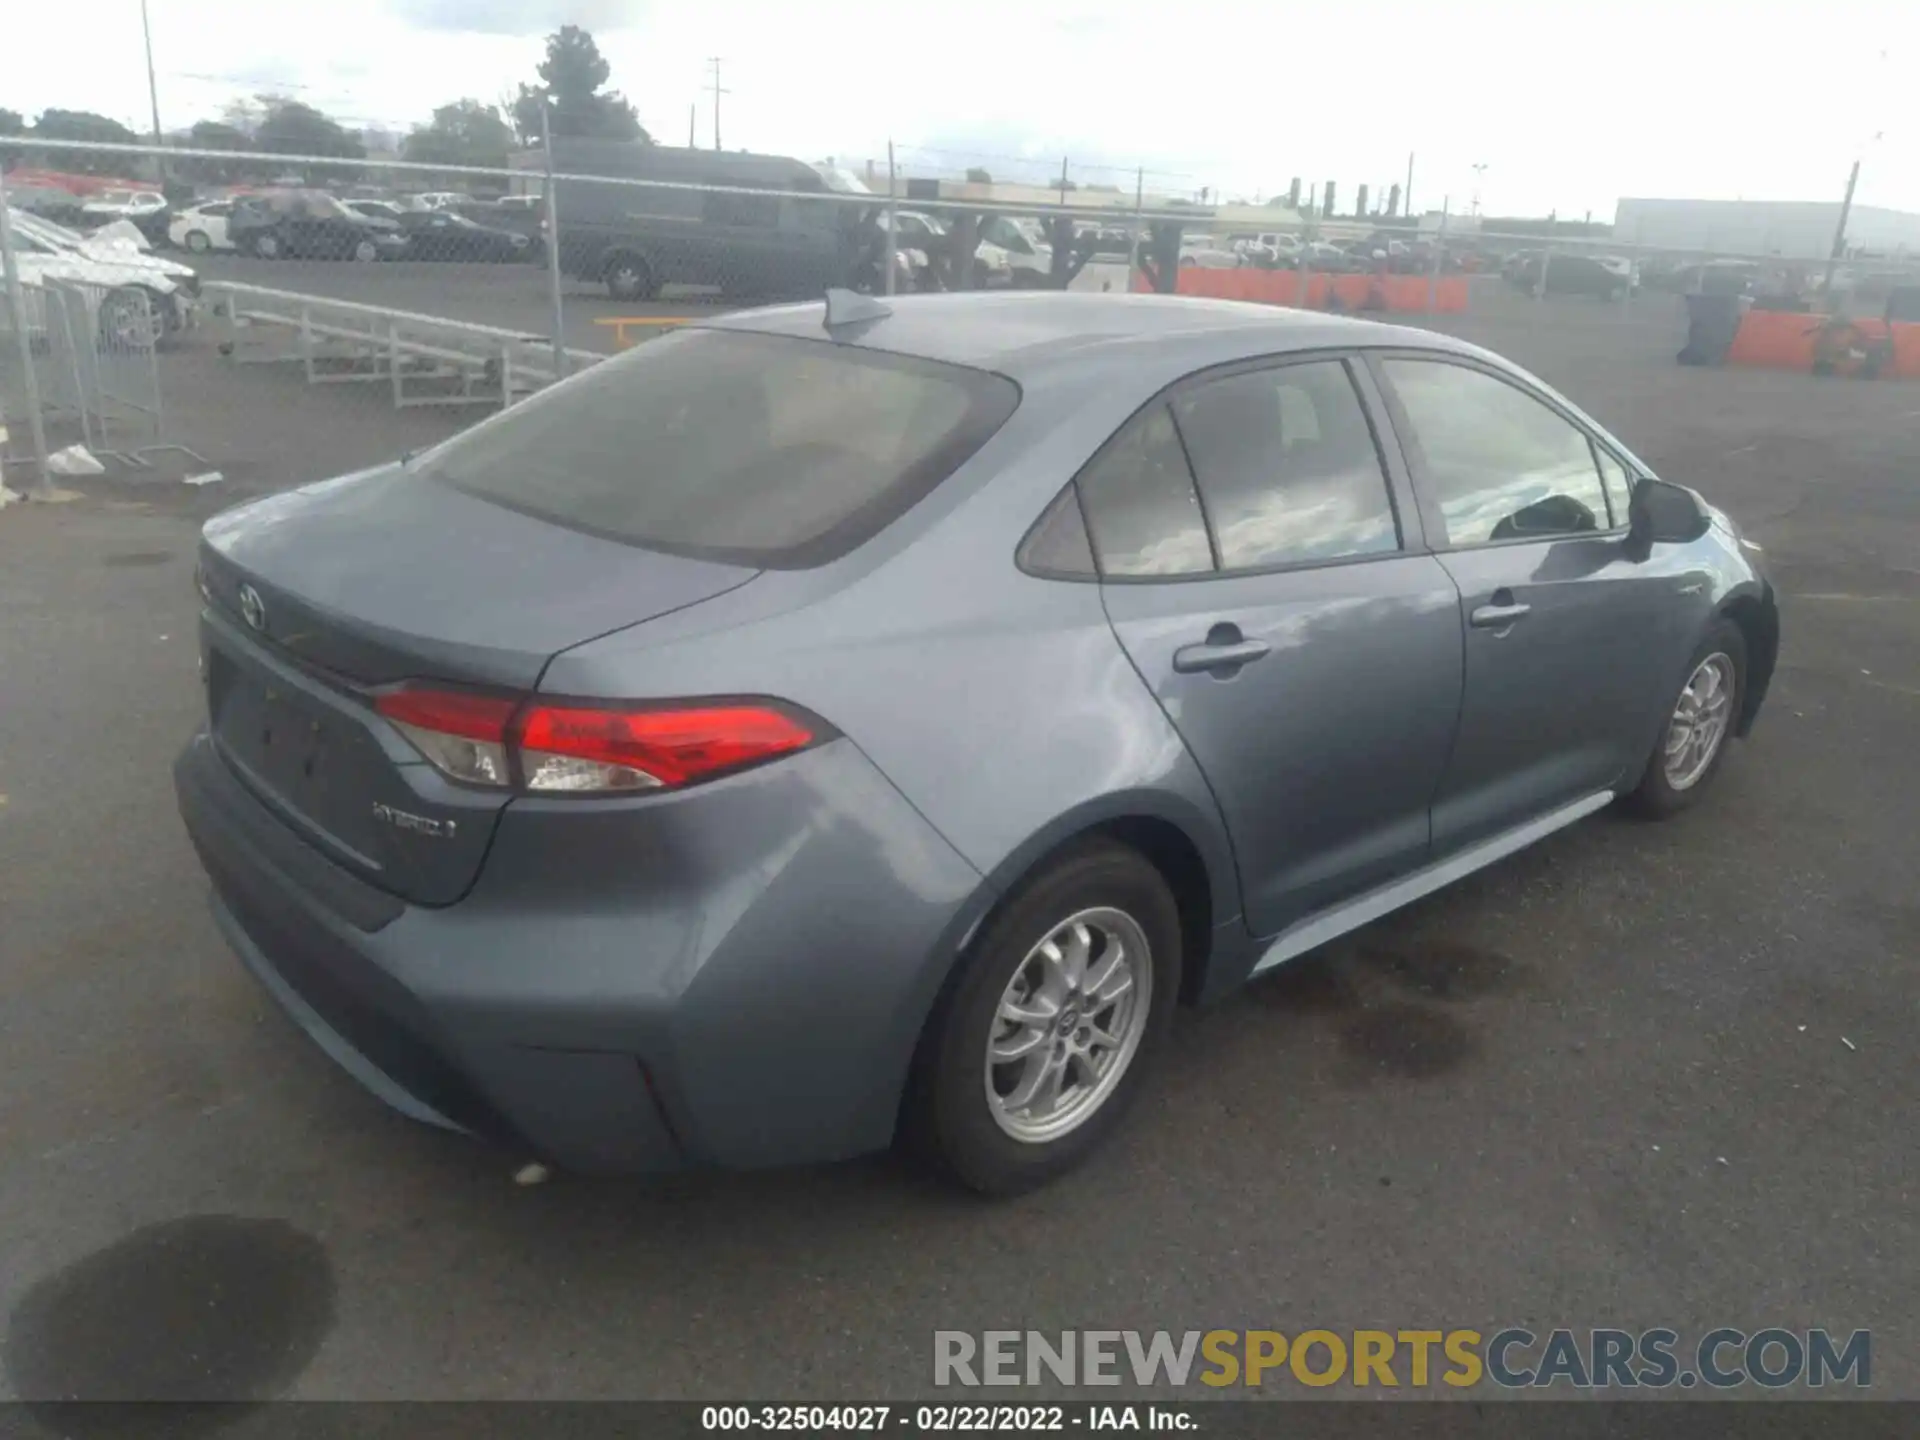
(1470, 588, 1531, 630)
(1172, 632, 1271, 675)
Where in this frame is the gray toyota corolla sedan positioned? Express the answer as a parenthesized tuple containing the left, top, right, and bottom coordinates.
(175, 291, 1778, 1194)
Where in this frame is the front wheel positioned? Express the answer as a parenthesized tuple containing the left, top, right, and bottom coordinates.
(906, 841, 1181, 1195)
(184, 230, 211, 254)
(352, 238, 379, 263)
(1626, 619, 1747, 818)
(96, 288, 163, 350)
(252, 232, 280, 259)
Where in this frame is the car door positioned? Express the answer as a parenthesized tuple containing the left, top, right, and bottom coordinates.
(1083, 356, 1464, 939)
(1370, 353, 1701, 853)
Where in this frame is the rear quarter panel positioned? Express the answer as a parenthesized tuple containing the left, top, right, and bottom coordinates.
(542, 361, 1247, 935)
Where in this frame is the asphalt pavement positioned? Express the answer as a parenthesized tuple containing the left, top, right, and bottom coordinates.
(1, 286, 1916, 1408)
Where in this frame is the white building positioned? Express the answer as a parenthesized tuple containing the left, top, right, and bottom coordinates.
(1613, 198, 1920, 257)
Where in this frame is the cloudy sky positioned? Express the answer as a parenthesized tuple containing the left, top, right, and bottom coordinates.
(3, 0, 1913, 220)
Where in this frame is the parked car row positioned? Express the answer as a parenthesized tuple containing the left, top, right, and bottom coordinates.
(14, 184, 544, 265)
(156, 190, 540, 264)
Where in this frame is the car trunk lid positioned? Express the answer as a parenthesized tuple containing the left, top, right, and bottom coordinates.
(196, 464, 757, 904)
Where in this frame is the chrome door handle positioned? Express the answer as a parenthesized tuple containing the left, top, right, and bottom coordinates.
(1172, 638, 1271, 674)
(1470, 601, 1531, 629)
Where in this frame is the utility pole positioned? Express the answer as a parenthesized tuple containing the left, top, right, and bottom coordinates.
(707, 58, 730, 152)
(1471, 162, 1486, 218)
(538, 100, 567, 382)
(1058, 155, 1069, 206)
(140, 0, 167, 184)
(687, 103, 695, 148)
(1822, 157, 1863, 299)
(1404, 151, 1414, 218)
(1825, 51, 1891, 301)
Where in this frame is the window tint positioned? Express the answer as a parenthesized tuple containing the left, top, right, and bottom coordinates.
(1170, 361, 1398, 569)
(1019, 486, 1097, 578)
(415, 329, 1019, 568)
(1594, 445, 1634, 527)
(1076, 405, 1215, 578)
(1383, 360, 1609, 545)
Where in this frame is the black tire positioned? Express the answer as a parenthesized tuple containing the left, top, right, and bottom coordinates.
(605, 254, 655, 302)
(906, 840, 1182, 1196)
(252, 232, 280, 259)
(1626, 619, 1747, 818)
(96, 288, 161, 351)
(184, 230, 211, 254)
(351, 238, 379, 263)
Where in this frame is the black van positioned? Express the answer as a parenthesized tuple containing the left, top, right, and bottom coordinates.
(545, 143, 879, 302)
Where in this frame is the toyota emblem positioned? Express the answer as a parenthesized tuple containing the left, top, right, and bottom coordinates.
(238, 583, 268, 633)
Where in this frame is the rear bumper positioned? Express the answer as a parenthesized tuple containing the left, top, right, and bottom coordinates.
(174, 729, 986, 1174)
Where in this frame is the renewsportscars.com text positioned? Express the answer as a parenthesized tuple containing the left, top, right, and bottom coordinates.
(933, 1328, 1870, 1390)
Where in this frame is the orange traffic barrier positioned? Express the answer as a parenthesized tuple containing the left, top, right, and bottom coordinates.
(1724, 310, 1822, 370)
(593, 315, 695, 349)
(1137, 265, 1467, 314)
(1726, 310, 1920, 378)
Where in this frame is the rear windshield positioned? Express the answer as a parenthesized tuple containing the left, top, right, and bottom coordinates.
(415, 328, 1019, 568)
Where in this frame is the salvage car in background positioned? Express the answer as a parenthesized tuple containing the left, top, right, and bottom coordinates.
(175, 291, 1776, 1197)
(2, 207, 201, 346)
(80, 188, 171, 245)
(344, 200, 535, 262)
(228, 190, 409, 262)
(169, 201, 238, 254)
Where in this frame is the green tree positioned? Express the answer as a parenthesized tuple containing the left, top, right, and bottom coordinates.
(254, 99, 364, 181)
(0, 108, 24, 136)
(255, 100, 364, 159)
(403, 100, 514, 171)
(33, 109, 139, 145)
(512, 26, 648, 144)
(25, 109, 140, 172)
(965, 166, 991, 183)
(179, 119, 257, 183)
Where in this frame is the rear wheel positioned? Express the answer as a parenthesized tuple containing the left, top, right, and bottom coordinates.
(907, 841, 1181, 1195)
(352, 238, 379, 263)
(605, 254, 655, 302)
(252, 232, 281, 259)
(184, 229, 212, 254)
(1627, 619, 1747, 818)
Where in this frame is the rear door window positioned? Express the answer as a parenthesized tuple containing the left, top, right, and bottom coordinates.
(1170, 360, 1400, 569)
(414, 329, 1019, 568)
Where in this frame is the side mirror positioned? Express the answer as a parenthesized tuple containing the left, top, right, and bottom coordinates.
(1627, 478, 1711, 555)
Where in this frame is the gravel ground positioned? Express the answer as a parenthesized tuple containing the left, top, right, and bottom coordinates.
(1, 283, 1915, 1410)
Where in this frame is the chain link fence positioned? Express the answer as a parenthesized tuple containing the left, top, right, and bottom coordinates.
(6, 133, 1919, 496)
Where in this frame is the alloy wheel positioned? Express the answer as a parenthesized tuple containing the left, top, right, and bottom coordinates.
(985, 907, 1152, 1144)
(1664, 652, 1735, 790)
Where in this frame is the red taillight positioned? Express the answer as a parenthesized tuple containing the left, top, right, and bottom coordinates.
(374, 687, 818, 794)
(376, 687, 515, 787)
(518, 703, 816, 792)
(375, 688, 516, 742)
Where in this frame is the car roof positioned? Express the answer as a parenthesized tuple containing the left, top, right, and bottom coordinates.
(701, 291, 1476, 381)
